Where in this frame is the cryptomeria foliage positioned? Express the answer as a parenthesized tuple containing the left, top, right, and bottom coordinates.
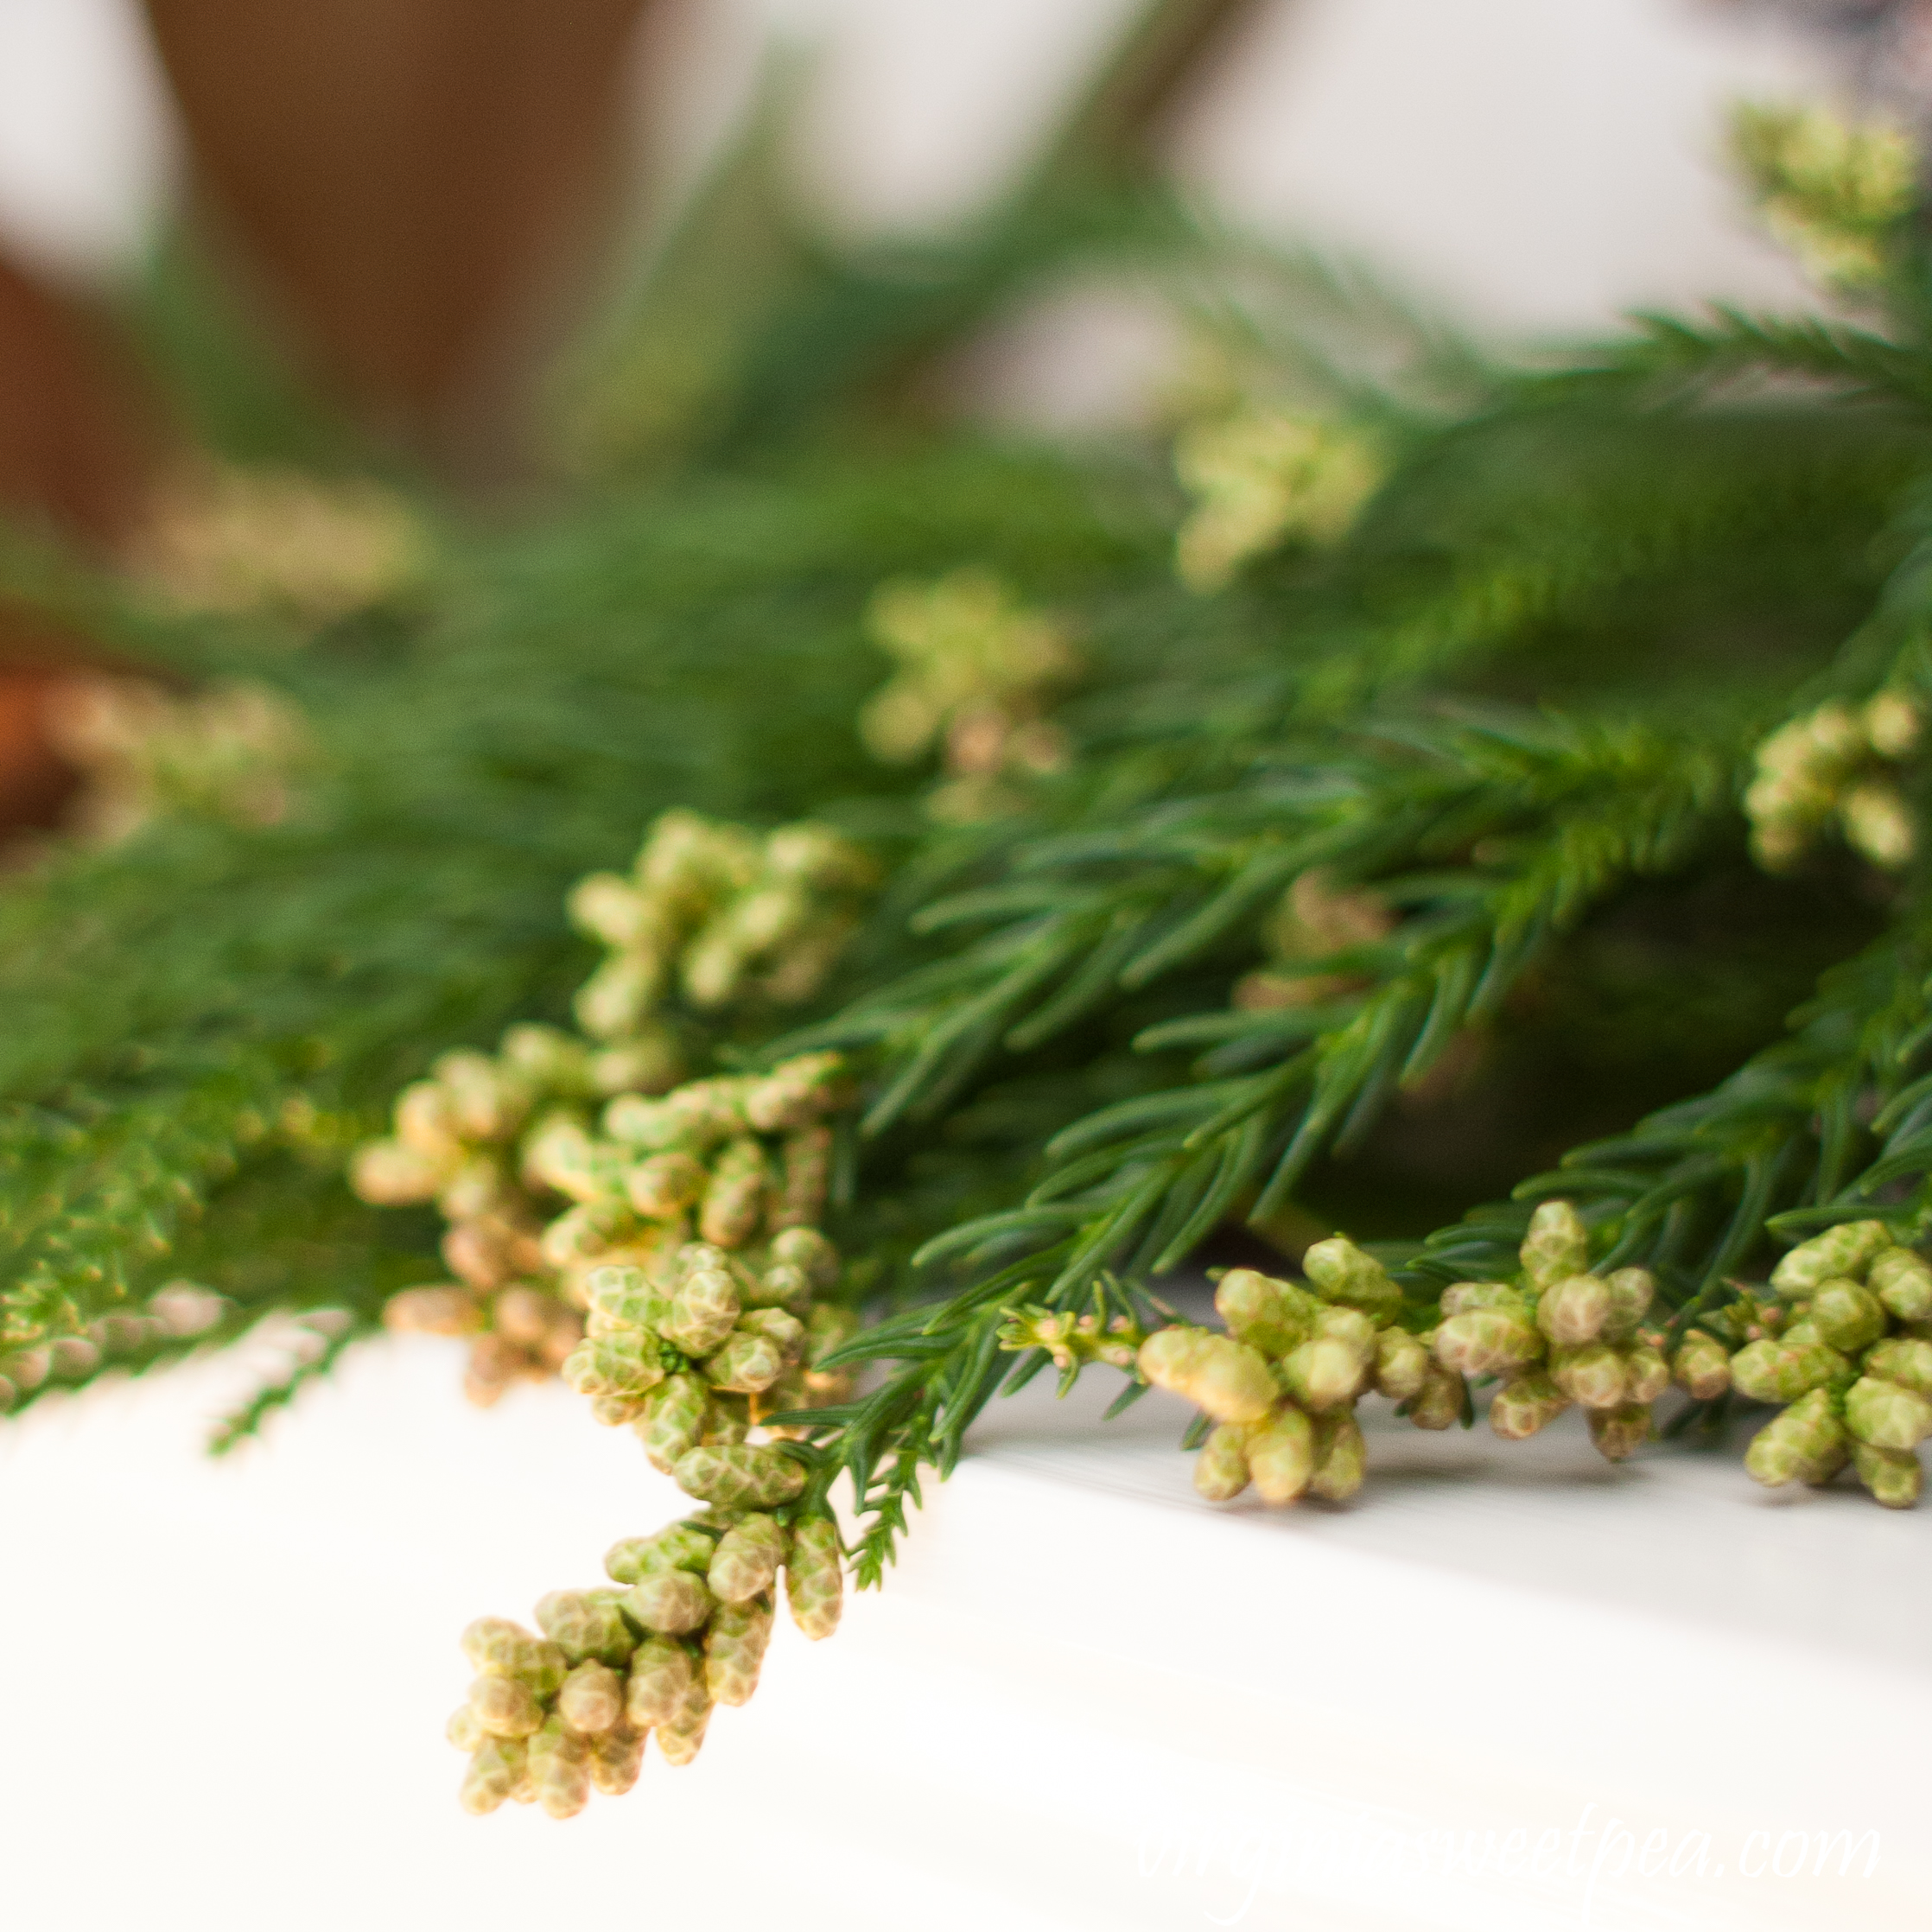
(5, 3, 1932, 1812)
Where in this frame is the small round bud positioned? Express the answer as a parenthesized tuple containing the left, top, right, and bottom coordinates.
(785, 1515, 844, 1639)
(661, 1269, 741, 1356)
(636, 1375, 709, 1474)
(1865, 1337, 1932, 1398)
(1770, 1221, 1891, 1298)
(624, 1151, 707, 1220)
(1439, 1281, 1519, 1316)
(1844, 1375, 1932, 1451)
(461, 1737, 528, 1815)
(1214, 1269, 1312, 1358)
(447, 1704, 485, 1752)
(1852, 1441, 1922, 1509)
(1281, 1335, 1370, 1412)
(1433, 1308, 1542, 1377)
(1810, 1279, 1888, 1355)
(626, 1634, 697, 1726)
(1404, 1362, 1465, 1430)
(1372, 1327, 1430, 1402)
(1730, 1338, 1850, 1404)
(561, 1332, 665, 1400)
(1192, 1422, 1253, 1502)
(1599, 1268, 1655, 1343)
(768, 1225, 840, 1288)
(708, 1514, 787, 1603)
(1587, 1403, 1652, 1463)
(652, 1680, 714, 1767)
(621, 1569, 715, 1635)
(1308, 1409, 1366, 1503)
(1245, 1407, 1315, 1504)
(1551, 1344, 1629, 1410)
(556, 1660, 625, 1738)
(468, 1674, 543, 1738)
(1535, 1275, 1609, 1347)
(1621, 1344, 1670, 1406)
(699, 1138, 771, 1249)
(1673, 1331, 1732, 1401)
(671, 1444, 807, 1509)
(534, 1589, 636, 1667)
(1137, 1327, 1277, 1423)
(461, 1617, 568, 1697)
(1489, 1371, 1569, 1440)
(588, 1722, 646, 1795)
(1300, 1236, 1403, 1320)
(1869, 1247, 1932, 1323)
(529, 1715, 592, 1821)
(604, 1522, 715, 1585)
(1519, 1201, 1590, 1293)
(705, 1595, 776, 1706)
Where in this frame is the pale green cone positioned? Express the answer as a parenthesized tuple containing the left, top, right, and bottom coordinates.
(1551, 1344, 1629, 1410)
(1214, 1268, 1312, 1357)
(672, 1444, 807, 1509)
(776, 1124, 833, 1231)
(653, 1680, 713, 1767)
(1673, 1331, 1732, 1400)
(1193, 1421, 1253, 1502)
(1622, 1345, 1670, 1406)
(1308, 1410, 1366, 1502)
(702, 1330, 785, 1395)
(583, 1263, 670, 1333)
(1869, 1247, 1932, 1322)
(447, 1704, 485, 1752)
(588, 1390, 651, 1428)
(661, 1268, 741, 1355)
(1865, 1336, 1932, 1397)
(621, 1569, 715, 1635)
(785, 1515, 844, 1639)
(1246, 1407, 1316, 1504)
(636, 1375, 709, 1473)
(529, 1715, 592, 1821)
(1745, 1413, 1808, 1488)
(1587, 1402, 1652, 1463)
(698, 1138, 771, 1249)
(557, 1660, 626, 1737)
(699, 1394, 752, 1446)
(1300, 1236, 1403, 1320)
(1730, 1338, 1851, 1403)
(605, 1522, 715, 1584)
(1373, 1328, 1430, 1401)
(461, 1736, 528, 1815)
(1137, 1327, 1276, 1423)
(1439, 1282, 1519, 1315)
(1489, 1370, 1569, 1440)
(706, 1595, 777, 1706)
(1434, 1308, 1543, 1377)
(1535, 1274, 1609, 1347)
(588, 1722, 646, 1796)
(743, 1052, 848, 1132)
(1281, 1335, 1370, 1411)
(1405, 1362, 1465, 1430)
(561, 1332, 666, 1400)
(735, 1306, 807, 1361)
(624, 1151, 707, 1220)
(461, 1617, 569, 1698)
(626, 1634, 696, 1726)
(1747, 1388, 1850, 1485)
(709, 1514, 787, 1602)
(1852, 1441, 1923, 1509)
(1770, 1220, 1891, 1297)
(769, 1225, 841, 1289)
(1520, 1201, 1590, 1293)
(747, 1262, 813, 1316)
(1811, 1279, 1888, 1354)
(1599, 1268, 1656, 1343)
(469, 1673, 543, 1738)
(535, 1589, 637, 1667)
(1844, 1375, 1932, 1450)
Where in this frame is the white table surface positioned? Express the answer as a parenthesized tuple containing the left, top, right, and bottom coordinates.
(2, 1325, 1924, 1932)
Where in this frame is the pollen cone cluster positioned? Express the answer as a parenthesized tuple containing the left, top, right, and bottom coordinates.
(1137, 1236, 1440, 1507)
(452, 1510, 844, 1818)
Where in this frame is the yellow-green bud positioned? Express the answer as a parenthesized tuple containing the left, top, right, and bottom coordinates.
(1214, 1268, 1312, 1357)
(1731, 1337, 1851, 1403)
(1845, 1374, 1932, 1450)
(1551, 1344, 1629, 1410)
(700, 1392, 752, 1446)
(603, 1093, 684, 1151)
(621, 1568, 715, 1635)
(561, 1332, 665, 1400)
(469, 1674, 543, 1738)
(708, 1514, 787, 1603)
(1434, 1308, 1543, 1377)
(1489, 1370, 1569, 1440)
(1136, 1326, 1277, 1423)
(698, 1136, 772, 1249)
(447, 1703, 485, 1752)
(1373, 1327, 1430, 1402)
(461, 1617, 569, 1697)
(605, 1522, 715, 1586)
(624, 1151, 707, 1220)
(1520, 1201, 1590, 1293)
(785, 1515, 844, 1639)
(556, 1660, 625, 1737)
(461, 1736, 528, 1815)
(1439, 1281, 1520, 1315)
(539, 1199, 635, 1272)
(743, 1052, 849, 1133)
(1300, 1236, 1403, 1320)
(1852, 1440, 1922, 1509)
(1870, 1247, 1932, 1323)
(626, 1634, 696, 1725)
(1281, 1310, 1375, 1411)
(702, 1330, 786, 1395)
(1865, 1336, 1932, 1396)
(1536, 1274, 1608, 1346)
(705, 1595, 776, 1706)
(769, 1224, 840, 1288)
(1308, 1409, 1366, 1502)
(534, 1589, 635, 1667)
(529, 1714, 592, 1820)
(661, 1268, 740, 1355)
(1745, 1389, 1847, 1487)
(1405, 1361, 1465, 1429)
(1246, 1407, 1315, 1504)
(584, 1263, 669, 1330)
(1811, 1279, 1889, 1355)
(652, 1679, 714, 1767)
(1600, 1268, 1656, 1343)
(588, 1722, 646, 1796)
(1193, 1421, 1253, 1502)
(672, 1443, 807, 1509)
(1770, 1220, 1891, 1297)
(1674, 1331, 1732, 1400)
(746, 1262, 813, 1317)
(1622, 1345, 1669, 1406)
(1587, 1403, 1652, 1463)
(636, 1375, 709, 1473)
(776, 1124, 834, 1231)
